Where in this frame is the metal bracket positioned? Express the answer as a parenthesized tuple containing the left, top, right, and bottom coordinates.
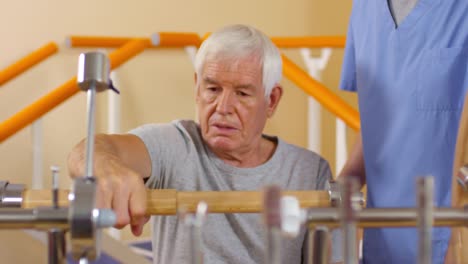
(0, 181, 25, 208)
(329, 180, 365, 208)
(69, 177, 99, 261)
(457, 164, 468, 191)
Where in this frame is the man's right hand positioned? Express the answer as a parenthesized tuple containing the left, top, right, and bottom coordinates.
(68, 134, 152, 236)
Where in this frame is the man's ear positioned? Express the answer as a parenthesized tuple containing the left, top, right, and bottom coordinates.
(267, 85, 283, 118)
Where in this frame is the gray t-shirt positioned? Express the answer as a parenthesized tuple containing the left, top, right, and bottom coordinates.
(130, 120, 339, 264)
(388, 0, 419, 26)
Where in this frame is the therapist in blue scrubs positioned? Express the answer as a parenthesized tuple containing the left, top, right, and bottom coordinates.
(338, 0, 468, 263)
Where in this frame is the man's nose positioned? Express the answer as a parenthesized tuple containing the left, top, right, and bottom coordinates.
(216, 91, 235, 114)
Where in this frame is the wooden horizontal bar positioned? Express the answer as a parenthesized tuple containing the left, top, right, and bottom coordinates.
(175, 190, 330, 214)
(23, 189, 331, 215)
(0, 39, 150, 143)
(0, 42, 58, 86)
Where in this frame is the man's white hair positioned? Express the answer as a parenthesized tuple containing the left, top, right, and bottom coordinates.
(194, 24, 282, 97)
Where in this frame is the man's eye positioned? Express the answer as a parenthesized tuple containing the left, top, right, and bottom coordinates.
(207, 87, 218, 92)
(237, 91, 249, 96)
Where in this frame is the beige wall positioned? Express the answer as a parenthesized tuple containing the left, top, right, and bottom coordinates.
(0, 0, 355, 249)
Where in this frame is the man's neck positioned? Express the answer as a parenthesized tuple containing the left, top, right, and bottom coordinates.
(214, 137, 277, 168)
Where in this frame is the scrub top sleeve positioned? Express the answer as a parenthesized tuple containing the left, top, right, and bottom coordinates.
(340, 15, 357, 92)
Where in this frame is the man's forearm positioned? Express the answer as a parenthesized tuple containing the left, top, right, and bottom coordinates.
(67, 134, 121, 178)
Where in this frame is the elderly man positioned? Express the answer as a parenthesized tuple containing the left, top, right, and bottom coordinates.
(68, 24, 339, 264)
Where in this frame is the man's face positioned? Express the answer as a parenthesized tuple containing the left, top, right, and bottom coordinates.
(195, 57, 279, 154)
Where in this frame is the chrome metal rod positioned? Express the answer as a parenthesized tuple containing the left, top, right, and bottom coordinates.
(340, 178, 358, 264)
(265, 228, 282, 264)
(417, 177, 433, 264)
(308, 226, 330, 264)
(51, 166, 60, 209)
(0, 208, 68, 230)
(189, 222, 203, 264)
(181, 202, 206, 264)
(48, 229, 66, 264)
(85, 86, 96, 178)
(263, 185, 282, 264)
(306, 208, 468, 228)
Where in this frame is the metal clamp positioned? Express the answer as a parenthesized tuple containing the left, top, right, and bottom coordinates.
(329, 180, 365, 208)
(77, 52, 111, 93)
(69, 177, 99, 261)
(0, 181, 25, 208)
(68, 178, 115, 262)
(457, 164, 468, 191)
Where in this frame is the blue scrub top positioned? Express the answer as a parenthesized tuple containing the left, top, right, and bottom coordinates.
(340, 0, 468, 263)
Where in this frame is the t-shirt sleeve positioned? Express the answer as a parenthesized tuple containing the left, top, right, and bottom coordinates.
(128, 122, 190, 188)
(340, 11, 357, 92)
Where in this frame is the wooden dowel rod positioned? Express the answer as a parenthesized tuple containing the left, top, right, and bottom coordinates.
(23, 189, 331, 215)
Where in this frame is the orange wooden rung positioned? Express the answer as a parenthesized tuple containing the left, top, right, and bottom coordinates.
(0, 39, 151, 143)
(0, 42, 58, 86)
(271, 36, 346, 48)
(282, 54, 360, 131)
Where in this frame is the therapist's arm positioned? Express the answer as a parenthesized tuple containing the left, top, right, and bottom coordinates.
(337, 133, 366, 189)
(335, 133, 365, 264)
(445, 91, 468, 264)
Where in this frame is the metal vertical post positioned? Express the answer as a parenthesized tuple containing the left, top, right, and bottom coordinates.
(308, 226, 330, 264)
(340, 177, 358, 264)
(417, 177, 434, 264)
